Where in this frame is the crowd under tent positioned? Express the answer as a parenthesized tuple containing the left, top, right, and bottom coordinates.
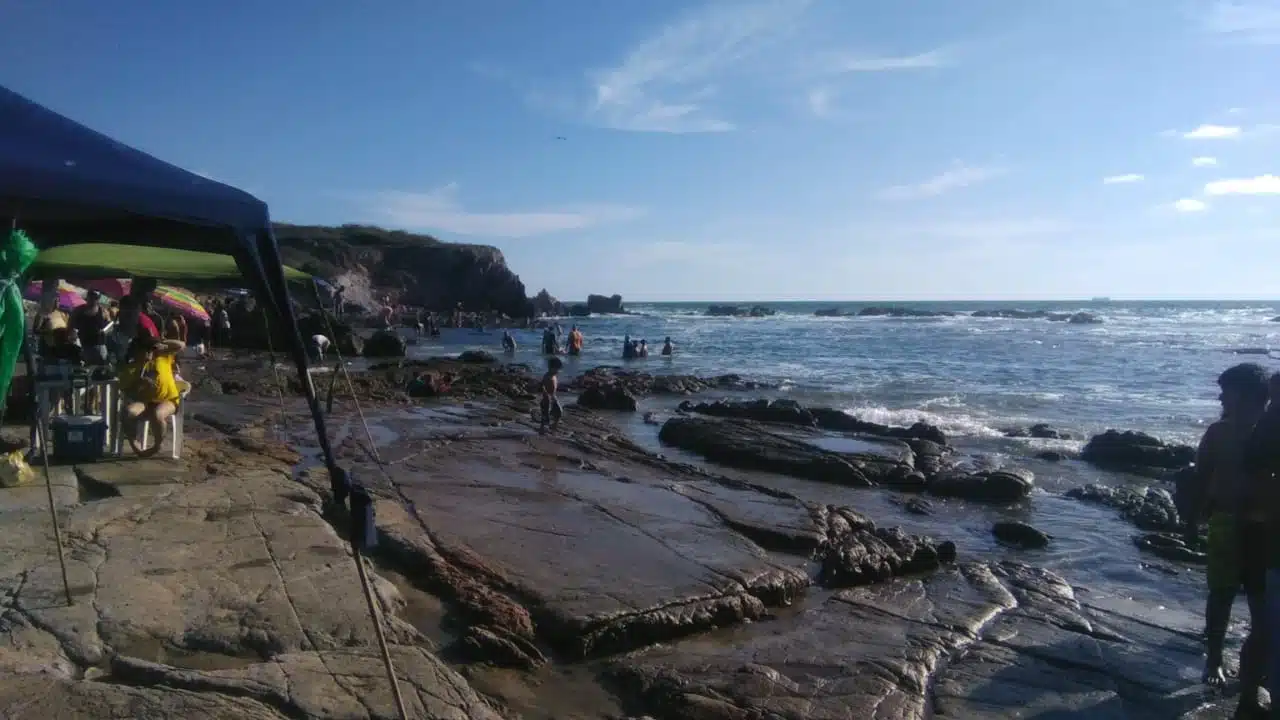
(0, 83, 338, 480)
(0, 84, 412, 715)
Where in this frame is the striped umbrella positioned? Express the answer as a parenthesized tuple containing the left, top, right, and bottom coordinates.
(152, 285, 210, 323)
(79, 278, 210, 323)
(23, 280, 87, 310)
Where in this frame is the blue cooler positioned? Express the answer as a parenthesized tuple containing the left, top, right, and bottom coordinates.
(51, 415, 107, 463)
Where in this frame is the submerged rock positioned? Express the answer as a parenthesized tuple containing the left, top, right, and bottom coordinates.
(1080, 429, 1194, 477)
(928, 468, 1035, 503)
(577, 384, 639, 412)
(1065, 484, 1182, 533)
(457, 349, 497, 363)
(857, 306, 956, 318)
(992, 521, 1051, 549)
(1004, 423, 1073, 440)
(1133, 532, 1206, 564)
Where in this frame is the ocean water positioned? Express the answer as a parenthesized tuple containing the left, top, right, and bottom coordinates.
(446, 300, 1280, 447)
(403, 300, 1280, 623)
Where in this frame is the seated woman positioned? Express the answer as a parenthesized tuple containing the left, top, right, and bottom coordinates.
(119, 336, 185, 457)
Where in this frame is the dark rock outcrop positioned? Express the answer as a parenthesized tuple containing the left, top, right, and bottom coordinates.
(274, 223, 533, 319)
(929, 468, 1035, 503)
(568, 304, 590, 317)
(683, 399, 948, 445)
(222, 302, 362, 356)
(817, 509, 957, 588)
(363, 329, 407, 358)
(531, 288, 564, 317)
(586, 294, 625, 314)
(858, 306, 956, 318)
(1133, 532, 1206, 564)
(1003, 423, 1073, 440)
(570, 368, 767, 397)
(1066, 311, 1103, 324)
(992, 521, 1051, 549)
(658, 417, 873, 487)
(814, 307, 847, 317)
(706, 305, 776, 317)
(1080, 430, 1195, 477)
(1066, 484, 1181, 533)
(577, 385, 639, 412)
(457, 350, 496, 364)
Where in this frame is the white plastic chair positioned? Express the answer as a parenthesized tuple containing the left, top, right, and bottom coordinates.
(140, 380, 191, 459)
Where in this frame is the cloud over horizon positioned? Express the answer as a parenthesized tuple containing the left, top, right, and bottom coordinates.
(358, 183, 642, 238)
(1103, 173, 1144, 184)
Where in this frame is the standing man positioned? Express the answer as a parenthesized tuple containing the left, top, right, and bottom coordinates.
(70, 289, 111, 365)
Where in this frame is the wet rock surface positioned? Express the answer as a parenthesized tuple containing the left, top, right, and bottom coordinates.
(1082, 429, 1195, 478)
(0, 353, 1238, 718)
(659, 415, 1035, 502)
(569, 367, 768, 397)
(577, 384, 639, 412)
(607, 562, 1223, 719)
(1066, 484, 1183, 533)
(992, 520, 1052, 549)
(682, 398, 948, 445)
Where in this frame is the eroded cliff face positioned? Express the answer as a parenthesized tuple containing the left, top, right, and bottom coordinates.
(274, 224, 533, 318)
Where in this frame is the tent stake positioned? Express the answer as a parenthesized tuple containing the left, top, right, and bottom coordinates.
(34, 422, 73, 606)
(310, 282, 381, 465)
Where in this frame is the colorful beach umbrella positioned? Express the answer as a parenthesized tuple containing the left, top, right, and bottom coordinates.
(23, 280, 87, 310)
(79, 278, 210, 323)
(152, 285, 210, 323)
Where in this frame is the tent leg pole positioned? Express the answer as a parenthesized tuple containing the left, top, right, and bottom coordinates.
(35, 421, 73, 607)
(353, 547, 409, 719)
(311, 282, 381, 465)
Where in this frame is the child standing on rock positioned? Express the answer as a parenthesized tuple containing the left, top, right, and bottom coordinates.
(540, 356, 563, 432)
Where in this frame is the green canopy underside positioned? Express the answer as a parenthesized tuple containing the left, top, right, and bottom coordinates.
(28, 243, 310, 282)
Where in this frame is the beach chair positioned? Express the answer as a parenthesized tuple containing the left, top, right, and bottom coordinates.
(139, 380, 191, 459)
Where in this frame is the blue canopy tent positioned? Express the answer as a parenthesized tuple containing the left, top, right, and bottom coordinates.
(0, 84, 341, 494)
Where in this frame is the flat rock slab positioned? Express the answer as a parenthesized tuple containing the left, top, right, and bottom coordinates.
(0, 464, 77, 511)
(110, 647, 504, 720)
(75, 457, 187, 499)
(377, 444, 811, 658)
(608, 561, 1231, 719)
(0, 675, 287, 720)
(0, 436, 504, 719)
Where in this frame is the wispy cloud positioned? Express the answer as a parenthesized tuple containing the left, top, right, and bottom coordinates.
(1174, 198, 1209, 212)
(1204, 0, 1280, 44)
(1192, 156, 1219, 167)
(1183, 123, 1242, 139)
(1204, 174, 1280, 195)
(585, 0, 811, 133)
(807, 87, 834, 118)
(875, 163, 1007, 200)
(824, 48, 952, 73)
(1102, 173, 1145, 184)
(359, 183, 642, 238)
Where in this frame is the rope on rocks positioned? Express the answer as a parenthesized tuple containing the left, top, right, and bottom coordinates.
(310, 281, 382, 466)
(24, 334, 73, 606)
(261, 313, 290, 433)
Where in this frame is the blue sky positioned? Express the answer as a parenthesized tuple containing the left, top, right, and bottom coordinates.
(3, 0, 1279, 301)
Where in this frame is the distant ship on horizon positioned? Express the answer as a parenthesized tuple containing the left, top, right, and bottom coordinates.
(1091, 296, 1112, 302)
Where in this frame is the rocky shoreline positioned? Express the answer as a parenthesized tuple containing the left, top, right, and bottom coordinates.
(0, 353, 1234, 718)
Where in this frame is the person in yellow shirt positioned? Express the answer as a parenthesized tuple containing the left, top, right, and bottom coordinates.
(120, 336, 185, 457)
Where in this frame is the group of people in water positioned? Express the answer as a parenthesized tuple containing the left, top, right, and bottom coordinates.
(497, 324, 674, 361)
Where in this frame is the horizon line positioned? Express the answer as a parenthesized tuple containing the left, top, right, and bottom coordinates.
(569, 297, 1280, 304)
